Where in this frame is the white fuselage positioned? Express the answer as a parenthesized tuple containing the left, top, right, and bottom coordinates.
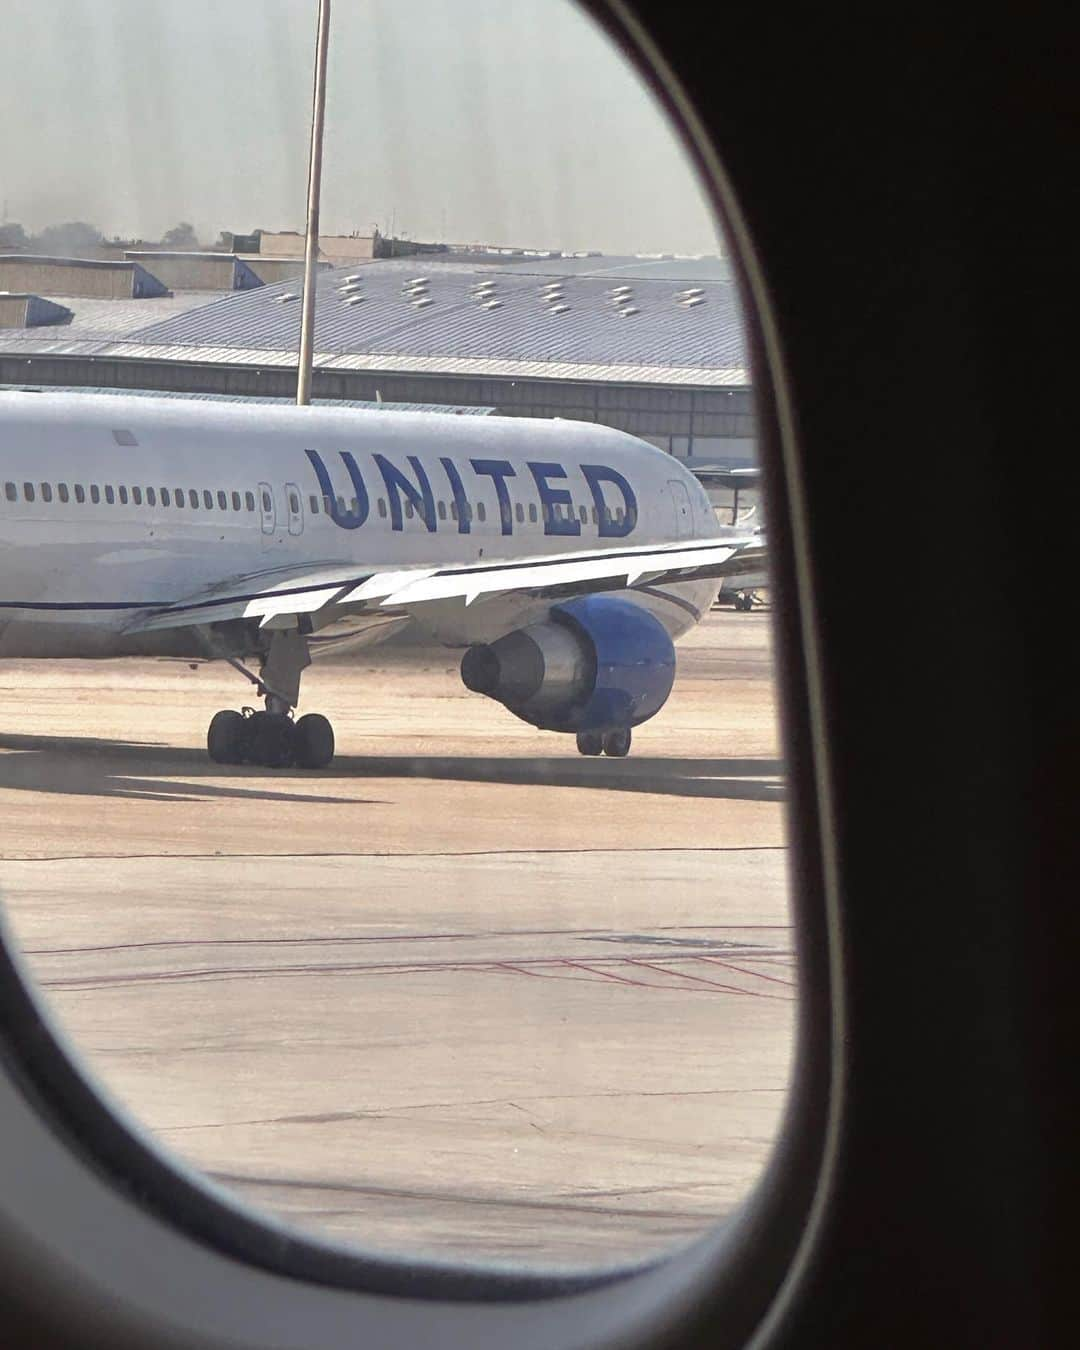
(0, 391, 720, 659)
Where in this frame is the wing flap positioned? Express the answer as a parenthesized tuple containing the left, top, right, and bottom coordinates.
(123, 537, 762, 635)
(359, 542, 745, 608)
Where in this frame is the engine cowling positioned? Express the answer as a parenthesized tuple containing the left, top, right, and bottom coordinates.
(460, 595, 676, 733)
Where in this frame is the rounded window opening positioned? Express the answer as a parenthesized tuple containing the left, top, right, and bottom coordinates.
(0, 0, 787, 1282)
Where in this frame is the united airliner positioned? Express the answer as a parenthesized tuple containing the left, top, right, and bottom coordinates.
(0, 390, 762, 767)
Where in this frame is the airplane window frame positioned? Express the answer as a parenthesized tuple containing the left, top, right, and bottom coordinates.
(0, 3, 836, 1347)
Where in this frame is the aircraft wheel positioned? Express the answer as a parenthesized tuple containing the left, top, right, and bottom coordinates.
(244, 710, 296, 768)
(735, 592, 754, 612)
(602, 727, 632, 758)
(207, 709, 245, 764)
(294, 713, 335, 769)
(576, 731, 604, 756)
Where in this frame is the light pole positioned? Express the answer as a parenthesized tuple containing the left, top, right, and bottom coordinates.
(296, 0, 331, 406)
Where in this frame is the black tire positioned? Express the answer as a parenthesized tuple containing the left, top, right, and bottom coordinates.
(576, 731, 603, 756)
(602, 727, 632, 758)
(243, 710, 296, 768)
(207, 709, 245, 764)
(294, 713, 335, 769)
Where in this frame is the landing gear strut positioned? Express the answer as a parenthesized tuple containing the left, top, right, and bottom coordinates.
(206, 629, 336, 769)
(576, 727, 632, 758)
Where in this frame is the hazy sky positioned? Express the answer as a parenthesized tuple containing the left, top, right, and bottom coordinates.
(1, 0, 723, 256)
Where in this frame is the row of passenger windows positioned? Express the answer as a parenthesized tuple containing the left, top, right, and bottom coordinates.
(309, 493, 625, 525)
(4, 481, 258, 512)
(3, 481, 626, 526)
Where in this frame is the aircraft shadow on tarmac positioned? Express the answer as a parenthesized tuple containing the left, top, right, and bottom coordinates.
(0, 732, 785, 805)
(332, 754, 786, 802)
(0, 733, 368, 806)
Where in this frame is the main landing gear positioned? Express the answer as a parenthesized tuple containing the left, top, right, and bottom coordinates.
(576, 727, 632, 758)
(206, 629, 336, 769)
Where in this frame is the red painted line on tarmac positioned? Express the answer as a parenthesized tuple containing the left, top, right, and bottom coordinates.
(623, 958, 755, 995)
(695, 955, 798, 988)
(560, 959, 658, 989)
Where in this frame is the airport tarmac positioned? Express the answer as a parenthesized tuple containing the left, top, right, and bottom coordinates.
(0, 607, 793, 1269)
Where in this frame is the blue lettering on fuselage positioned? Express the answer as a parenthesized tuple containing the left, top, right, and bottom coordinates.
(527, 461, 581, 537)
(440, 456, 471, 534)
(305, 449, 369, 529)
(305, 452, 639, 539)
(581, 463, 638, 538)
(374, 453, 437, 532)
(470, 458, 516, 536)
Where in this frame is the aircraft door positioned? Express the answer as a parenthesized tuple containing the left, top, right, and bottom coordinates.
(668, 479, 694, 539)
(258, 482, 276, 535)
(285, 482, 304, 536)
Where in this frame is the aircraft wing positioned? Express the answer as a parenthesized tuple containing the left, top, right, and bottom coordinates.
(689, 464, 761, 490)
(125, 536, 766, 635)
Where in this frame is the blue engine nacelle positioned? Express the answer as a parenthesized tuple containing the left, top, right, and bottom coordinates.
(459, 595, 676, 733)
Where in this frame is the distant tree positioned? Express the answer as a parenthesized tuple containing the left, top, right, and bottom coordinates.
(31, 220, 103, 256)
(0, 221, 29, 250)
(161, 221, 199, 250)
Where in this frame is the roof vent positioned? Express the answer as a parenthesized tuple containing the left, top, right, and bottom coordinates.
(678, 287, 705, 300)
(339, 281, 363, 293)
(483, 298, 504, 309)
(344, 294, 365, 305)
(549, 303, 571, 315)
(619, 305, 640, 316)
(342, 273, 365, 283)
(610, 285, 633, 296)
(406, 277, 429, 287)
(683, 295, 706, 308)
(278, 292, 299, 302)
(413, 296, 434, 308)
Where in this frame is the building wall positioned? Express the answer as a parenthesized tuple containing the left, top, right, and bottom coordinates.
(123, 253, 262, 291)
(0, 258, 168, 299)
(0, 294, 73, 329)
(0, 297, 30, 328)
(258, 232, 377, 264)
(0, 353, 756, 456)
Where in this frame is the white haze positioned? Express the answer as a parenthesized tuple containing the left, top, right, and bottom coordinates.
(1, 0, 722, 256)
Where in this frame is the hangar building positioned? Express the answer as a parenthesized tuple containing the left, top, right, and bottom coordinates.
(0, 254, 755, 468)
